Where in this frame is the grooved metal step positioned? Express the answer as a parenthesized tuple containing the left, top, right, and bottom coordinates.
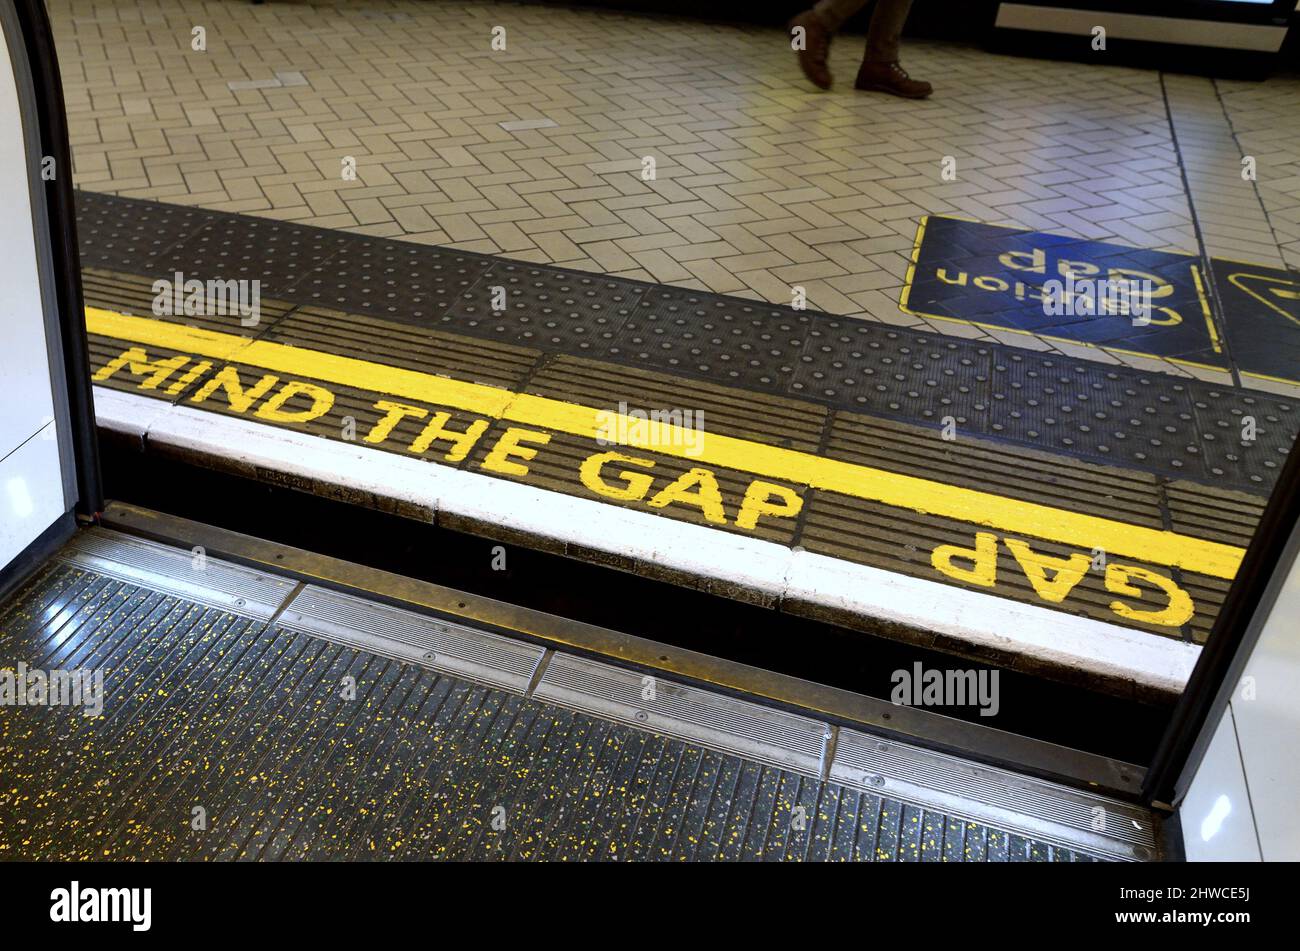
(59, 527, 294, 620)
(525, 651, 1154, 861)
(532, 652, 828, 776)
(830, 728, 1156, 862)
(277, 584, 545, 694)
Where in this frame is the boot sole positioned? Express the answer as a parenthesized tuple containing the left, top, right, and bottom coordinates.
(854, 82, 932, 99)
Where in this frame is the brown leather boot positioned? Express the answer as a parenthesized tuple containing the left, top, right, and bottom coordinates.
(854, 61, 932, 99)
(788, 11, 833, 90)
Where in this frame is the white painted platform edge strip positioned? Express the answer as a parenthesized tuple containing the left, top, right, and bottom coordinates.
(995, 4, 1288, 51)
(94, 387, 1201, 694)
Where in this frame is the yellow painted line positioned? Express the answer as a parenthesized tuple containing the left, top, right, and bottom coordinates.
(1191, 264, 1223, 354)
(898, 214, 928, 314)
(1241, 367, 1300, 389)
(86, 306, 1247, 580)
(1228, 272, 1300, 330)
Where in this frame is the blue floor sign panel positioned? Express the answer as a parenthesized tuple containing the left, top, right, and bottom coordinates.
(1212, 258, 1300, 385)
(902, 215, 1300, 385)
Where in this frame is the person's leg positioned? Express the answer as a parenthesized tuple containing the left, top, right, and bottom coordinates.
(812, 0, 871, 32)
(788, 0, 871, 90)
(862, 0, 912, 63)
(854, 0, 932, 98)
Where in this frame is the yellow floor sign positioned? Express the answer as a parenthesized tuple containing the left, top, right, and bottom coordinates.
(87, 307, 1245, 629)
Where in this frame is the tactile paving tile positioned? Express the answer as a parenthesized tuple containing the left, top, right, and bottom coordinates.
(824, 412, 1166, 528)
(794, 321, 994, 429)
(161, 214, 355, 299)
(988, 355, 1203, 474)
(75, 190, 214, 275)
(288, 235, 490, 324)
(798, 490, 1211, 643)
(443, 262, 642, 350)
(1190, 388, 1297, 488)
(1165, 480, 1266, 549)
(606, 287, 811, 394)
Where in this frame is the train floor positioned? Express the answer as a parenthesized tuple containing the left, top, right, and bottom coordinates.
(0, 521, 1154, 861)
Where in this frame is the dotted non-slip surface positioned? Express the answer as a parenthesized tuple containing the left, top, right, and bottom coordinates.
(0, 558, 1100, 861)
(75, 190, 1294, 494)
(444, 263, 639, 351)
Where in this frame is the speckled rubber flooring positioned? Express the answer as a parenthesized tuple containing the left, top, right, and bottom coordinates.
(0, 559, 1100, 861)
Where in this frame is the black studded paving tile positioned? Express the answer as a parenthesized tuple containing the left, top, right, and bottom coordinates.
(75, 190, 214, 276)
(161, 214, 355, 300)
(988, 355, 1203, 474)
(793, 321, 994, 429)
(606, 287, 812, 394)
(1189, 388, 1298, 489)
(444, 262, 642, 351)
(288, 235, 490, 324)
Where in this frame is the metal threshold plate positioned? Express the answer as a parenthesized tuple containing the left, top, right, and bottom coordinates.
(533, 652, 829, 776)
(277, 585, 545, 695)
(59, 527, 295, 620)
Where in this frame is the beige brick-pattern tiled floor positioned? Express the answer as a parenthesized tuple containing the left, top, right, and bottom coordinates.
(1215, 74, 1300, 272)
(51, 0, 1299, 379)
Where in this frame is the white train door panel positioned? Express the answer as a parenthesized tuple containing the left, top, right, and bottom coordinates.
(0, 3, 68, 570)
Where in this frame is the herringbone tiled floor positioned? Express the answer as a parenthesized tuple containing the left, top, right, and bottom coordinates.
(1214, 75, 1300, 271)
(52, 0, 1300, 373)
